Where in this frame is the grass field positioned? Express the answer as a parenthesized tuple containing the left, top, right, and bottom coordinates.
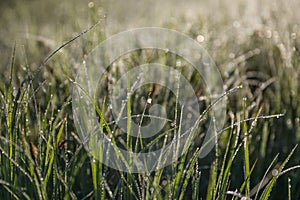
(0, 0, 300, 199)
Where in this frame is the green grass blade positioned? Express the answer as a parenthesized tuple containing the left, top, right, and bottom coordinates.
(206, 161, 217, 200)
(259, 145, 298, 200)
(7, 43, 17, 184)
(243, 99, 250, 196)
(43, 116, 66, 192)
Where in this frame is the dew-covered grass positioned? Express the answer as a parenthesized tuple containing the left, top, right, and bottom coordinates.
(0, 0, 300, 199)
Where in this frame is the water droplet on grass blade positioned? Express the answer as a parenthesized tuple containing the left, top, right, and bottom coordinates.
(171, 121, 176, 127)
(176, 60, 182, 67)
(88, 2, 94, 8)
(202, 60, 210, 66)
(147, 98, 152, 104)
(196, 35, 205, 43)
(276, 115, 280, 119)
(286, 119, 292, 127)
(224, 71, 230, 78)
(272, 169, 278, 176)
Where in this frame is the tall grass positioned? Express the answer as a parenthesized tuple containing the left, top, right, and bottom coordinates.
(1, 0, 300, 199)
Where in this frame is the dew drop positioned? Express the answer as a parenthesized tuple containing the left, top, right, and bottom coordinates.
(162, 180, 168, 186)
(176, 60, 182, 67)
(88, 2, 94, 8)
(147, 98, 152, 104)
(224, 71, 230, 78)
(272, 169, 278, 176)
(150, 187, 154, 193)
(171, 121, 176, 127)
(203, 60, 210, 66)
(286, 119, 293, 128)
(196, 35, 205, 43)
(13, 89, 18, 98)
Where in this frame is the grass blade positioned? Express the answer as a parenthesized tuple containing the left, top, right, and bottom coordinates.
(259, 145, 298, 200)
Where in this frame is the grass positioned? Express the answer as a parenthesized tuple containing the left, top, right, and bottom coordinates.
(1, 0, 300, 199)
